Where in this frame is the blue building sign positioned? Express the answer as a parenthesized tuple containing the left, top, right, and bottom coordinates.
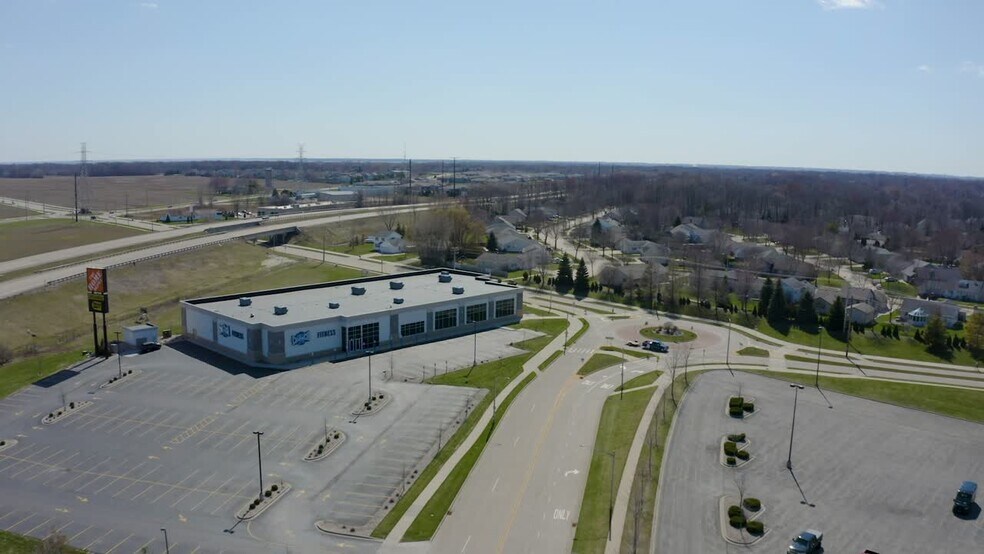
(291, 330, 310, 346)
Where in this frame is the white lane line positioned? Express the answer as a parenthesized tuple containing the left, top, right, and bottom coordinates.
(491, 477, 499, 492)
(461, 535, 472, 553)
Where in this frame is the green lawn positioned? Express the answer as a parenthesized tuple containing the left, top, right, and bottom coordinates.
(640, 328, 697, 343)
(616, 370, 661, 391)
(881, 279, 917, 296)
(565, 318, 590, 347)
(0, 530, 87, 553)
(374, 318, 568, 539)
(577, 353, 623, 376)
(538, 350, 564, 371)
(816, 273, 846, 287)
(571, 387, 657, 554)
(746, 370, 984, 423)
(737, 346, 770, 358)
(0, 219, 147, 262)
(523, 304, 555, 317)
(0, 204, 37, 219)
(600, 346, 653, 359)
(374, 252, 417, 262)
(617, 375, 690, 554)
(608, 315, 630, 320)
(325, 242, 376, 256)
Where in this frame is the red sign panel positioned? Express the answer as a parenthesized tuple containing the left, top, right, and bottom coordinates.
(86, 267, 107, 294)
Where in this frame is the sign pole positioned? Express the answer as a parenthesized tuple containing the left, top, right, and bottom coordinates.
(101, 312, 108, 357)
(92, 312, 99, 354)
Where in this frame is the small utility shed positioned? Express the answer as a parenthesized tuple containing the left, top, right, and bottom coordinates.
(124, 324, 159, 347)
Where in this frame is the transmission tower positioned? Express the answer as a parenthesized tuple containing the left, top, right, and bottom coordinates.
(296, 144, 305, 183)
(77, 142, 92, 213)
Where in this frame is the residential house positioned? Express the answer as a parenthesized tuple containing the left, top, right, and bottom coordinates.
(813, 286, 888, 315)
(898, 298, 961, 328)
(754, 249, 816, 278)
(500, 209, 527, 227)
(846, 303, 876, 325)
(670, 223, 714, 244)
(365, 231, 408, 254)
(475, 252, 528, 273)
(913, 265, 984, 302)
(597, 263, 667, 291)
(780, 278, 816, 303)
(617, 239, 672, 262)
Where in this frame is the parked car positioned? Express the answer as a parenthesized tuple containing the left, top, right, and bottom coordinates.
(645, 341, 669, 353)
(625, 340, 640, 347)
(953, 480, 977, 515)
(641, 340, 652, 348)
(139, 342, 162, 354)
(787, 529, 823, 554)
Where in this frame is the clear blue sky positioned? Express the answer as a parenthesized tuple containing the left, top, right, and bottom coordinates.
(1, 0, 982, 176)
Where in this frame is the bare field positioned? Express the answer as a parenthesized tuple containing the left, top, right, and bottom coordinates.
(0, 219, 147, 263)
(0, 204, 37, 219)
(293, 213, 414, 249)
(0, 241, 364, 355)
(0, 175, 210, 212)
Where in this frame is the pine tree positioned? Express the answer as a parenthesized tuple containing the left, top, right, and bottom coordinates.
(759, 278, 774, 316)
(486, 231, 498, 252)
(573, 258, 590, 298)
(924, 313, 948, 352)
(673, 215, 682, 227)
(826, 297, 845, 335)
(555, 254, 573, 293)
(767, 284, 786, 323)
(796, 292, 817, 327)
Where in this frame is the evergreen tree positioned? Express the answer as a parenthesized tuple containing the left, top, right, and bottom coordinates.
(555, 254, 574, 292)
(965, 311, 984, 352)
(573, 258, 590, 298)
(767, 284, 786, 323)
(924, 314, 948, 352)
(796, 292, 817, 327)
(673, 215, 682, 227)
(826, 297, 845, 335)
(486, 231, 498, 252)
(759, 278, 774, 316)
(590, 219, 603, 246)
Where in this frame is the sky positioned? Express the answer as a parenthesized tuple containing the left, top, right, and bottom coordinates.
(1, 0, 982, 177)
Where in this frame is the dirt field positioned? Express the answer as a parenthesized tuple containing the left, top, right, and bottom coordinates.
(0, 241, 364, 355)
(0, 175, 210, 212)
(0, 204, 37, 219)
(0, 219, 147, 263)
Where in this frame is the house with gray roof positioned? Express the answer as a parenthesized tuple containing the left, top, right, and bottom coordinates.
(898, 298, 961, 328)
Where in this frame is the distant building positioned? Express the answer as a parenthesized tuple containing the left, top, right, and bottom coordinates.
(898, 298, 961, 328)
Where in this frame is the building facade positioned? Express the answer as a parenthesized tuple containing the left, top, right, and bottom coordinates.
(181, 269, 523, 367)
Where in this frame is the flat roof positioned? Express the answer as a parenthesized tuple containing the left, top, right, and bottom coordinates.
(183, 269, 517, 327)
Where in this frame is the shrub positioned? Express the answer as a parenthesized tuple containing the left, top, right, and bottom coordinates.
(0, 440, 5, 446)
(727, 433, 746, 442)
(48, 413, 53, 419)
(726, 456, 736, 465)
(736, 450, 750, 460)
(271, 484, 278, 492)
(743, 498, 761, 511)
(729, 515, 746, 529)
(743, 402, 755, 413)
(333, 433, 340, 440)
(729, 396, 743, 407)
(746, 520, 764, 535)
(723, 442, 738, 457)
(366, 405, 372, 411)
(69, 402, 75, 409)
(264, 490, 272, 498)
(378, 393, 384, 398)
(727, 505, 742, 518)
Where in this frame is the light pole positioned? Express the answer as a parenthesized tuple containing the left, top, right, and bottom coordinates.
(786, 384, 805, 470)
(619, 349, 625, 400)
(160, 528, 170, 554)
(604, 450, 616, 540)
(253, 431, 264, 499)
(367, 350, 374, 402)
(815, 329, 822, 388)
(472, 319, 478, 367)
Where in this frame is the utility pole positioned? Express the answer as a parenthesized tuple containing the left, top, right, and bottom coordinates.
(452, 157, 456, 192)
(815, 329, 823, 388)
(606, 450, 616, 541)
(73, 174, 79, 222)
(296, 144, 305, 182)
(253, 431, 264, 499)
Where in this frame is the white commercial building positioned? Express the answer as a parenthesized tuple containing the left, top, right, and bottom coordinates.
(180, 269, 523, 367)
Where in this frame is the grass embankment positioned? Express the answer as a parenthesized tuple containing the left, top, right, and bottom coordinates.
(0, 204, 36, 219)
(784, 355, 984, 384)
(0, 530, 87, 554)
(401, 372, 537, 541)
(881, 279, 917, 296)
(571, 387, 657, 554)
(374, 253, 417, 262)
(372, 318, 569, 539)
(754, 321, 977, 366)
(0, 219, 146, 263)
(747, 370, 984, 423)
(324, 242, 376, 256)
(523, 305, 555, 317)
(600, 346, 653, 359)
(616, 371, 662, 391)
(737, 346, 769, 357)
(617, 375, 691, 554)
(640, 327, 697, 343)
(538, 350, 563, 371)
(816, 273, 846, 287)
(577, 354, 623, 377)
(291, 214, 412, 250)
(565, 318, 590, 347)
(0, 242, 364, 399)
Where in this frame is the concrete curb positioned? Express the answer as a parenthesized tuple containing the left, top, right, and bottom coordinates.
(41, 400, 92, 425)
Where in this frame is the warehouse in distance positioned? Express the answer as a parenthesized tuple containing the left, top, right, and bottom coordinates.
(181, 268, 523, 367)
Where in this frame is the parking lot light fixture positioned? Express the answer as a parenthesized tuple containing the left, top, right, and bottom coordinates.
(253, 431, 264, 500)
(367, 350, 374, 402)
(786, 384, 805, 470)
(161, 528, 170, 554)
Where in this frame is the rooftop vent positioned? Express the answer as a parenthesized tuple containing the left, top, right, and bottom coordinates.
(328, 302, 340, 309)
(351, 286, 366, 296)
(238, 297, 252, 307)
(390, 281, 404, 290)
(439, 272, 453, 283)
(393, 297, 404, 304)
(273, 306, 288, 315)
(452, 286, 465, 295)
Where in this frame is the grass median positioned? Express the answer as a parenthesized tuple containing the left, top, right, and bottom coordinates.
(737, 346, 769, 357)
(616, 371, 661, 391)
(577, 353, 623, 377)
(538, 350, 563, 371)
(565, 317, 590, 347)
(571, 387, 657, 554)
(372, 317, 569, 539)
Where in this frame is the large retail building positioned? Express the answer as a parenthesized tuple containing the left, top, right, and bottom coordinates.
(181, 269, 523, 367)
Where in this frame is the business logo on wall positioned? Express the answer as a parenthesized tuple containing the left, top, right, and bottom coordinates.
(291, 331, 310, 346)
(219, 323, 232, 338)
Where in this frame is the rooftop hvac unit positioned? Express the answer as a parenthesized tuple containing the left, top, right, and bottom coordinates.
(452, 286, 465, 295)
(273, 306, 288, 315)
(351, 286, 366, 295)
(389, 281, 404, 290)
(439, 272, 453, 283)
(328, 302, 340, 309)
(393, 298, 404, 304)
(239, 297, 252, 306)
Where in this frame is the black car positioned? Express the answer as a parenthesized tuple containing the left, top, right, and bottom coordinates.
(645, 341, 669, 353)
(953, 480, 977, 515)
(139, 342, 162, 354)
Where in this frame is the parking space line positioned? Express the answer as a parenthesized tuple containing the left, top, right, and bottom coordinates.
(150, 468, 199, 504)
(200, 419, 248, 448)
(136, 412, 182, 438)
(51, 520, 73, 535)
(92, 460, 144, 494)
(210, 480, 252, 515)
(0, 445, 51, 475)
(83, 528, 114, 550)
(226, 430, 256, 453)
(23, 517, 52, 536)
(112, 465, 161, 498)
(102, 408, 156, 434)
(133, 535, 158, 553)
(170, 472, 216, 508)
(347, 491, 389, 500)
(86, 407, 138, 432)
(336, 499, 381, 509)
(115, 408, 158, 436)
(353, 481, 396, 490)
(103, 532, 133, 554)
(4, 512, 36, 531)
(61, 456, 115, 490)
(10, 448, 64, 479)
(189, 475, 237, 511)
(267, 425, 302, 453)
(67, 524, 92, 542)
